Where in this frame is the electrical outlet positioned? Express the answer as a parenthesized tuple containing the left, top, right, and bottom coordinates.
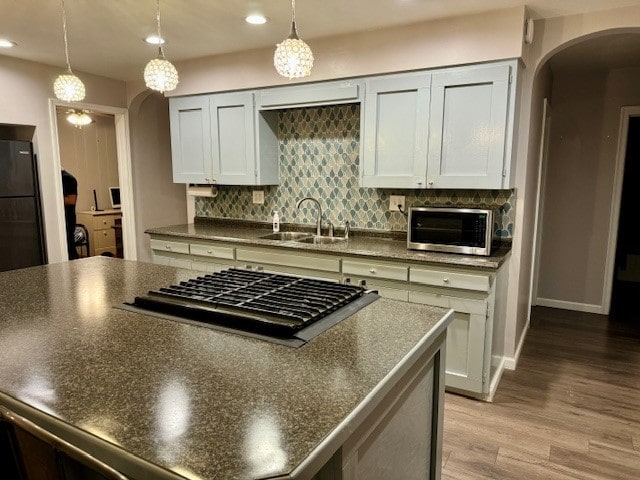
(252, 190, 265, 204)
(389, 195, 405, 212)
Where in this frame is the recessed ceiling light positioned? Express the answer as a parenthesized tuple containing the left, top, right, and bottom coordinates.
(0, 39, 16, 48)
(145, 35, 165, 45)
(245, 14, 268, 25)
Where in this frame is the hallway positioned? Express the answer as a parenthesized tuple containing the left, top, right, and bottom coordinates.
(442, 307, 640, 479)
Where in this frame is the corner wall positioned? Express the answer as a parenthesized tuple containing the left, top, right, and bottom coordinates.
(128, 93, 187, 262)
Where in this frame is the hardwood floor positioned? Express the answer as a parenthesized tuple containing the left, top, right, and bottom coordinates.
(442, 306, 640, 479)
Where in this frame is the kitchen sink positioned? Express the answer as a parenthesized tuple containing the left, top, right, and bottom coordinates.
(258, 232, 313, 241)
(296, 236, 347, 245)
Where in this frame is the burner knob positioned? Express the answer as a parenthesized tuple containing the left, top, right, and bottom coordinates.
(343, 277, 351, 284)
(358, 279, 367, 288)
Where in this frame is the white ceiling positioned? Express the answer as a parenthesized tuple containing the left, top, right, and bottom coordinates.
(1, 0, 640, 81)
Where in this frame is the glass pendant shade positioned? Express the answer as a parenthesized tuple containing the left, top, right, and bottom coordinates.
(274, 0, 313, 79)
(66, 110, 92, 128)
(274, 33, 314, 79)
(54, 72, 86, 102)
(144, 55, 179, 93)
(145, 0, 179, 93)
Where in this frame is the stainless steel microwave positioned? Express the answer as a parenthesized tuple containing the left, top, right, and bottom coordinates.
(407, 207, 500, 256)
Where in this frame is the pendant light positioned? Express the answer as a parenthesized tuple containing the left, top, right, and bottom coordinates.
(274, 0, 314, 79)
(144, 0, 179, 93)
(53, 0, 86, 102)
(66, 109, 93, 128)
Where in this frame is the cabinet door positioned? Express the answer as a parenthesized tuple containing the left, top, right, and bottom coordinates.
(210, 92, 256, 185)
(169, 96, 212, 183)
(361, 74, 431, 188)
(408, 291, 487, 393)
(427, 64, 511, 189)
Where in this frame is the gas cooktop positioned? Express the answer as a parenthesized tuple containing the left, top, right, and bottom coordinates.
(121, 268, 379, 347)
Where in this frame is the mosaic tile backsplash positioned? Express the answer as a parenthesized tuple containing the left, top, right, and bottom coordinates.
(196, 104, 515, 237)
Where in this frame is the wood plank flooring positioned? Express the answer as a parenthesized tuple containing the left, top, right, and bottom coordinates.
(442, 306, 640, 479)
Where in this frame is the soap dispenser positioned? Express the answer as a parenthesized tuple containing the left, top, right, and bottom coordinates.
(272, 210, 280, 233)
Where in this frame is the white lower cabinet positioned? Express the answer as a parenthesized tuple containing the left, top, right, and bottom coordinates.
(148, 235, 503, 398)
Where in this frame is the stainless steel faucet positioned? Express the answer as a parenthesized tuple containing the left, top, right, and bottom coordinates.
(296, 197, 322, 236)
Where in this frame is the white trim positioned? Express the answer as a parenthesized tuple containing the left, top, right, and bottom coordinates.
(486, 356, 506, 402)
(535, 297, 604, 314)
(504, 320, 529, 370)
(48, 100, 138, 261)
(530, 98, 551, 307)
(602, 106, 640, 315)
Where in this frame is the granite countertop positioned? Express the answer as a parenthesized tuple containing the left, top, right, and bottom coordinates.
(146, 219, 511, 270)
(0, 257, 451, 480)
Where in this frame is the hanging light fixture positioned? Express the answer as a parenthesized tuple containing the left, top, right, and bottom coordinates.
(274, 0, 314, 79)
(53, 0, 85, 102)
(144, 0, 179, 93)
(66, 109, 93, 128)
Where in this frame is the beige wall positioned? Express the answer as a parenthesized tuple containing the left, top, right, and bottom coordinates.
(0, 54, 126, 263)
(56, 110, 120, 213)
(536, 67, 640, 310)
(128, 92, 187, 262)
(169, 7, 525, 96)
(501, 5, 640, 365)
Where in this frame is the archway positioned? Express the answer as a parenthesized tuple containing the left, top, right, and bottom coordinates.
(529, 31, 640, 317)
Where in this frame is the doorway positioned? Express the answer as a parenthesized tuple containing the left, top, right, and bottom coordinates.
(56, 107, 122, 259)
(49, 99, 137, 261)
(610, 116, 640, 320)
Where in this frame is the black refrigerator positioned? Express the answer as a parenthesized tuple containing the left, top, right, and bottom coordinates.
(0, 140, 47, 272)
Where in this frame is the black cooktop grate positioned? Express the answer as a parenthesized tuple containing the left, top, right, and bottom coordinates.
(129, 268, 368, 338)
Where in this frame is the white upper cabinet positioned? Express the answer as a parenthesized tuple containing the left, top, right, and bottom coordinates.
(210, 92, 257, 185)
(361, 61, 517, 189)
(427, 63, 512, 189)
(361, 73, 431, 189)
(170, 96, 212, 184)
(170, 93, 278, 185)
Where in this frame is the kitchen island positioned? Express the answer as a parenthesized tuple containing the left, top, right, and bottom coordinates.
(0, 257, 452, 479)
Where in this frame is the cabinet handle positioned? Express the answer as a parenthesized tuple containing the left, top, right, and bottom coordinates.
(417, 180, 423, 186)
(443, 278, 450, 283)
(207, 249, 213, 254)
(428, 181, 434, 186)
(165, 245, 172, 250)
(369, 268, 377, 274)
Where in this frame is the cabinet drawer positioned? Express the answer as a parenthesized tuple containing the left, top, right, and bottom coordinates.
(410, 267, 490, 292)
(150, 238, 190, 255)
(190, 243, 235, 260)
(94, 229, 116, 249)
(343, 259, 408, 282)
(91, 215, 119, 230)
(408, 290, 487, 315)
(236, 248, 340, 273)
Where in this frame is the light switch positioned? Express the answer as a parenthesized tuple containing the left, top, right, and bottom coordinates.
(389, 195, 405, 212)
(252, 190, 265, 204)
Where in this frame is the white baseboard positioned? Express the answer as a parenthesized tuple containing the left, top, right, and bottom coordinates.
(504, 320, 530, 370)
(487, 356, 506, 402)
(536, 297, 604, 314)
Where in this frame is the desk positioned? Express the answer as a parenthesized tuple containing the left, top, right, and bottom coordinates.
(76, 209, 122, 257)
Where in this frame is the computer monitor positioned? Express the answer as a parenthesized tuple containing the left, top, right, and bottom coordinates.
(109, 186, 121, 209)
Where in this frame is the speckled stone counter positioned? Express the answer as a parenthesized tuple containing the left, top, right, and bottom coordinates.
(0, 257, 452, 480)
(146, 219, 510, 270)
